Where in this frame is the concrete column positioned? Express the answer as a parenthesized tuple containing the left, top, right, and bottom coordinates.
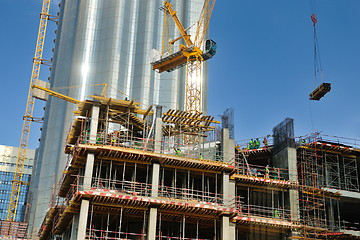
(222, 128, 235, 163)
(154, 118, 163, 153)
(223, 173, 230, 207)
(223, 173, 236, 208)
(328, 199, 335, 230)
(273, 147, 300, 239)
(83, 153, 95, 190)
(76, 199, 90, 240)
(151, 163, 160, 197)
(147, 207, 158, 240)
(69, 214, 79, 240)
(221, 216, 230, 240)
(89, 105, 100, 144)
(229, 221, 236, 240)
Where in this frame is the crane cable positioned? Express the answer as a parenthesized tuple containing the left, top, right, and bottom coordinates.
(311, 13, 324, 88)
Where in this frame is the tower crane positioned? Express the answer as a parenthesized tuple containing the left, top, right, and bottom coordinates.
(151, 0, 216, 114)
(7, 0, 56, 221)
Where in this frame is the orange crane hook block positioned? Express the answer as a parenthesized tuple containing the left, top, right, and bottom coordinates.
(311, 13, 318, 26)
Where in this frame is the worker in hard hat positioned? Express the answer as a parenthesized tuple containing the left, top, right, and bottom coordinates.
(263, 137, 268, 147)
(255, 138, 260, 149)
(249, 139, 254, 149)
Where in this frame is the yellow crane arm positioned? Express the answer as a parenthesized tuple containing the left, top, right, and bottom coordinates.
(163, 1, 194, 47)
(32, 85, 82, 105)
(194, 0, 216, 47)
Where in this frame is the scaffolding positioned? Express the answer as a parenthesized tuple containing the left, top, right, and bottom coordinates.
(36, 100, 360, 240)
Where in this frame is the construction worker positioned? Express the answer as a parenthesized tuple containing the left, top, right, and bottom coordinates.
(249, 139, 254, 149)
(263, 136, 268, 147)
(265, 165, 270, 179)
(174, 147, 182, 156)
(111, 136, 116, 146)
(273, 168, 279, 179)
(255, 138, 260, 149)
(274, 209, 280, 218)
(199, 153, 203, 160)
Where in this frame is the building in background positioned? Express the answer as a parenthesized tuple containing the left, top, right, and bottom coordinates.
(28, 0, 208, 235)
(0, 145, 34, 238)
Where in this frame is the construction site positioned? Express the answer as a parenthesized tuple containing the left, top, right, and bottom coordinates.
(1, 0, 360, 239)
(32, 97, 360, 239)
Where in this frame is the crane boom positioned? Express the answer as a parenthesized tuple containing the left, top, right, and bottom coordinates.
(7, 0, 51, 221)
(32, 85, 82, 105)
(163, 1, 194, 47)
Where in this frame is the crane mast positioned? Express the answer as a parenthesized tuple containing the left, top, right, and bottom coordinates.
(7, 0, 52, 221)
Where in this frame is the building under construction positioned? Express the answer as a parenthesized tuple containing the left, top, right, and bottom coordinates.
(34, 97, 360, 240)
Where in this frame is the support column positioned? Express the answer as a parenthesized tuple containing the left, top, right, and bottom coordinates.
(229, 221, 236, 239)
(273, 147, 300, 238)
(83, 104, 99, 190)
(76, 199, 90, 240)
(221, 216, 229, 240)
(149, 107, 161, 240)
(328, 199, 335, 230)
(88, 104, 100, 144)
(154, 106, 163, 153)
(147, 207, 158, 240)
(69, 214, 79, 240)
(223, 173, 230, 207)
(151, 163, 160, 197)
(222, 128, 235, 163)
(83, 153, 95, 190)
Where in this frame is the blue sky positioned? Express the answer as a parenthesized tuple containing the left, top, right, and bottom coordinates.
(0, 0, 359, 149)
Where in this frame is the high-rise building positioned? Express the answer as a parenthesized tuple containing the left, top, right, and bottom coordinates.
(0, 145, 34, 238)
(28, 0, 208, 235)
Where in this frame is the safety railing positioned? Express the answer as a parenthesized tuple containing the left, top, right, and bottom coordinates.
(158, 185, 224, 205)
(234, 163, 297, 182)
(91, 176, 152, 197)
(337, 220, 360, 232)
(157, 235, 211, 240)
(296, 133, 360, 149)
(62, 175, 239, 208)
(86, 228, 146, 240)
(77, 132, 225, 163)
(236, 136, 273, 151)
(236, 199, 292, 221)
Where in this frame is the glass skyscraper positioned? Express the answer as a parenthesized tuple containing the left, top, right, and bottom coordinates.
(0, 145, 34, 222)
(28, 0, 208, 235)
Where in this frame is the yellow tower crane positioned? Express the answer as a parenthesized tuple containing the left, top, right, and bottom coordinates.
(151, 0, 216, 114)
(7, 0, 57, 221)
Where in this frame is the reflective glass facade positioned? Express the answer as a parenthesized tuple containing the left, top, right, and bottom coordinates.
(0, 145, 34, 222)
(28, 0, 208, 235)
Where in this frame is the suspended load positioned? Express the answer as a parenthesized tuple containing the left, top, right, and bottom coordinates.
(309, 13, 331, 101)
(309, 82, 331, 100)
